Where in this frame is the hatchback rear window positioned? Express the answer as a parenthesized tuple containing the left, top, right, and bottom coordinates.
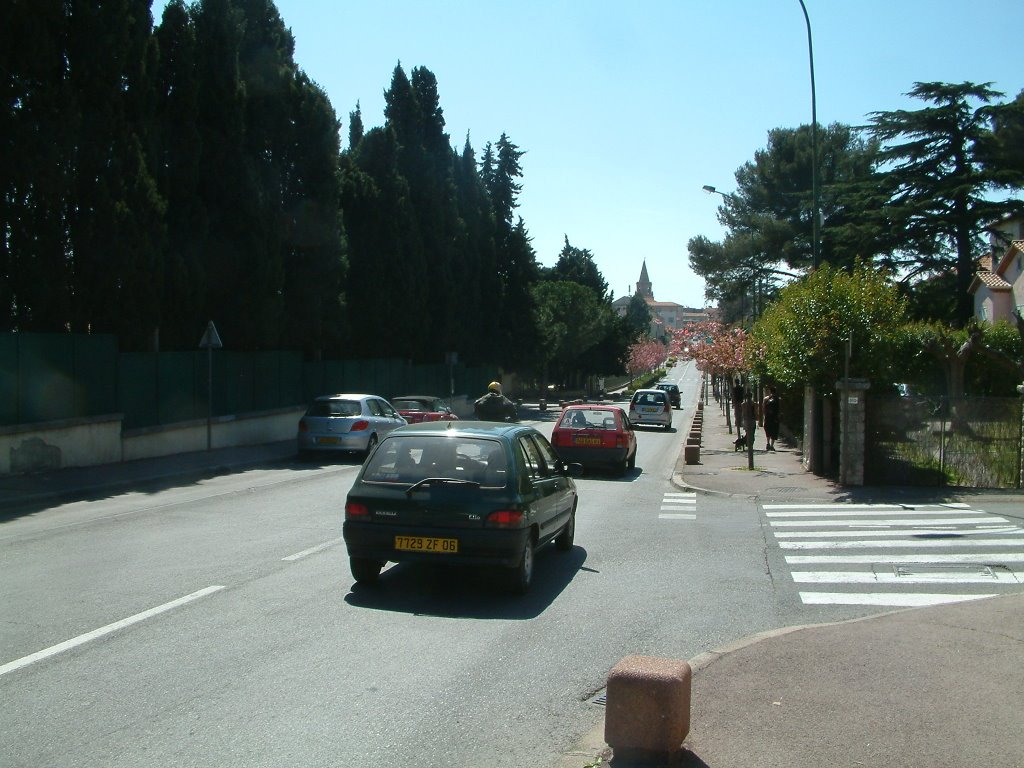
(394, 399, 428, 411)
(632, 392, 667, 405)
(363, 435, 508, 487)
(307, 400, 360, 417)
(558, 409, 619, 430)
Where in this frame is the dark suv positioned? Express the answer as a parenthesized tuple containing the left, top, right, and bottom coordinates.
(655, 382, 681, 409)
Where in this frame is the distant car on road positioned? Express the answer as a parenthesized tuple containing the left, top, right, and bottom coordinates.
(297, 394, 406, 459)
(343, 421, 581, 593)
(391, 395, 459, 424)
(655, 382, 681, 409)
(550, 404, 637, 476)
(628, 388, 673, 430)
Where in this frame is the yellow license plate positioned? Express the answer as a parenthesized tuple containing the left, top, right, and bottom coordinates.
(574, 436, 601, 446)
(394, 536, 459, 553)
(317, 436, 339, 445)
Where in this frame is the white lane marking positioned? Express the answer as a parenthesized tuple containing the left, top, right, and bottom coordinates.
(763, 503, 973, 510)
(799, 592, 996, 607)
(661, 505, 695, 512)
(282, 537, 345, 561)
(0, 586, 225, 678)
(770, 517, 1003, 527)
(659, 513, 696, 520)
(792, 571, 1022, 584)
(775, 527, 1021, 538)
(664, 493, 696, 499)
(785, 553, 1024, 564)
(767, 508, 985, 518)
(779, 538, 1024, 550)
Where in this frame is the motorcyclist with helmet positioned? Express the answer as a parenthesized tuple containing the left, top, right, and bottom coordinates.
(474, 381, 519, 422)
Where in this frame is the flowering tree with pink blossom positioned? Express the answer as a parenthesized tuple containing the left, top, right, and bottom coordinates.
(670, 320, 748, 378)
(624, 338, 668, 384)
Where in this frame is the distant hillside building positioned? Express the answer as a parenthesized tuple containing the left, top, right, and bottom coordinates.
(612, 261, 711, 337)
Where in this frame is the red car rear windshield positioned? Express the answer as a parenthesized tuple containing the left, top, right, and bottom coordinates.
(557, 409, 619, 429)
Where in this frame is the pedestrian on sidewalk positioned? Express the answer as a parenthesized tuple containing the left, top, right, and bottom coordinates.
(761, 385, 780, 451)
(731, 378, 744, 430)
(741, 390, 757, 450)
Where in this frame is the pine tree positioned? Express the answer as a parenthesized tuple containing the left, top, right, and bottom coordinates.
(867, 81, 1022, 326)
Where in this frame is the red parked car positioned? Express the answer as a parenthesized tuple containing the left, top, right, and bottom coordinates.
(391, 396, 459, 424)
(550, 404, 637, 476)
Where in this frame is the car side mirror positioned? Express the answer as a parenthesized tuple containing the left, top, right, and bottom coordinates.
(563, 462, 584, 478)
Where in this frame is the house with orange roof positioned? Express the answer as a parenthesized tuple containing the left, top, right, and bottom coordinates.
(970, 215, 1024, 324)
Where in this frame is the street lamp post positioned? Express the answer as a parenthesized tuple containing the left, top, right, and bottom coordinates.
(798, 0, 820, 269)
(702, 184, 735, 435)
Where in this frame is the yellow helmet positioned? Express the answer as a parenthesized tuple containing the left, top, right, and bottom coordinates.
(488, 381, 502, 393)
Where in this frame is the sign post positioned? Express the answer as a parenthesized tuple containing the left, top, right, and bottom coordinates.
(445, 352, 458, 407)
(198, 321, 223, 450)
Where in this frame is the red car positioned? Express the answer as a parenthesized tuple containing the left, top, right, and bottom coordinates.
(550, 404, 637, 476)
(391, 395, 459, 424)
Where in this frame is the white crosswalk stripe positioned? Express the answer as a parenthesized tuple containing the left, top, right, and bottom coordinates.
(660, 492, 696, 520)
(762, 501, 1024, 607)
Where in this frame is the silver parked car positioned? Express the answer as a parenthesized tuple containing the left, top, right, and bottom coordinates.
(297, 394, 407, 459)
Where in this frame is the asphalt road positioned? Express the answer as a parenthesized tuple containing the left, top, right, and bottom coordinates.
(0, 361, 848, 767)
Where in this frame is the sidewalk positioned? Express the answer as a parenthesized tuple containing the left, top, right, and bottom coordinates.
(672, 393, 842, 501)
(561, 393, 1024, 767)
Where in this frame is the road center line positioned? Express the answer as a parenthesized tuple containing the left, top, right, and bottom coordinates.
(0, 585, 225, 678)
(282, 537, 345, 561)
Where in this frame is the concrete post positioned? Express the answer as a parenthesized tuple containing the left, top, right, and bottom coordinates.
(837, 378, 871, 486)
(801, 386, 815, 473)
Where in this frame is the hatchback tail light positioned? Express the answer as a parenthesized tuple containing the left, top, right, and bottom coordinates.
(486, 509, 524, 528)
(664, 402, 671, 413)
(345, 501, 369, 518)
(351, 419, 370, 431)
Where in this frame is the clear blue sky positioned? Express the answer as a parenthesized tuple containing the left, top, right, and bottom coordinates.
(159, 0, 1024, 308)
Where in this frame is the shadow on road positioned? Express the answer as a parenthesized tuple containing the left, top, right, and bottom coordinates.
(344, 545, 589, 620)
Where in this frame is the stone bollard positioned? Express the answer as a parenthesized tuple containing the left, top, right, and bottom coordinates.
(605, 655, 692, 763)
(539, 399, 547, 412)
(684, 444, 700, 464)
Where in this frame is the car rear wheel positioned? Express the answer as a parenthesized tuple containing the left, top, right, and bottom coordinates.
(627, 450, 636, 469)
(508, 536, 535, 594)
(555, 509, 575, 551)
(350, 557, 383, 585)
(362, 433, 378, 458)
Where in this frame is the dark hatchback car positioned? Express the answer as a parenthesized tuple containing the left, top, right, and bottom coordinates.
(655, 382, 681, 409)
(343, 421, 582, 593)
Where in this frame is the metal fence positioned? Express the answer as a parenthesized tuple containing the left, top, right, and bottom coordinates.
(2, 333, 497, 431)
(865, 395, 1022, 488)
